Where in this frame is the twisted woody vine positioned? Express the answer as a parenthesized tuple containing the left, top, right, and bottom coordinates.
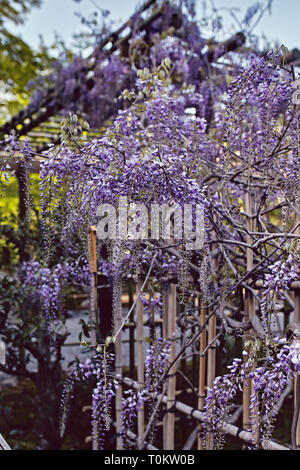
(1, 0, 300, 451)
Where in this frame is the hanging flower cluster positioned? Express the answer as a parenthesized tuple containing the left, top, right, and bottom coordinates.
(4, 0, 300, 451)
(121, 389, 146, 449)
(0, 135, 34, 181)
(18, 258, 90, 320)
(120, 338, 170, 448)
(202, 338, 300, 450)
(38, 64, 210, 284)
(18, 260, 67, 319)
(145, 338, 171, 393)
(261, 254, 299, 336)
(60, 351, 116, 449)
(44, 48, 300, 449)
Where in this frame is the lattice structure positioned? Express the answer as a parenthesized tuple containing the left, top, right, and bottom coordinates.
(2, 0, 300, 452)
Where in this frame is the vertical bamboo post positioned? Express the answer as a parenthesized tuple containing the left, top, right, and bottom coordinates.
(207, 248, 218, 394)
(112, 244, 123, 450)
(164, 282, 177, 450)
(205, 250, 218, 450)
(180, 318, 187, 377)
(197, 298, 207, 450)
(89, 226, 98, 450)
(128, 283, 135, 378)
(115, 331, 123, 450)
(294, 207, 300, 446)
(294, 292, 300, 448)
(115, 282, 123, 450)
(243, 192, 257, 436)
(207, 312, 216, 391)
(242, 306, 251, 432)
(192, 323, 197, 385)
(89, 226, 98, 348)
(136, 281, 145, 449)
(206, 307, 216, 450)
(294, 63, 300, 447)
(162, 283, 169, 448)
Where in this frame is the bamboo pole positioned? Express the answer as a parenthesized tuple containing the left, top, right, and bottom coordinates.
(121, 376, 289, 450)
(207, 313, 216, 391)
(294, 314, 300, 448)
(245, 193, 255, 321)
(197, 298, 207, 450)
(164, 282, 177, 450)
(89, 226, 99, 450)
(89, 226, 98, 348)
(206, 308, 216, 450)
(162, 283, 169, 448)
(114, 279, 123, 451)
(294, 207, 300, 447)
(207, 232, 218, 394)
(192, 323, 197, 386)
(243, 193, 253, 433)
(113, 245, 123, 450)
(128, 283, 135, 378)
(205, 234, 218, 449)
(136, 281, 145, 449)
(112, 421, 158, 451)
(115, 331, 123, 450)
(243, 192, 257, 438)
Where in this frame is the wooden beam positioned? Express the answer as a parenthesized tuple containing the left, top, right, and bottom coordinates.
(164, 282, 177, 450)
(136, 281, 145, 450)
(243, 191, 258, 441)
(89, 226, 98, 349)
(197, 299, 207, 450)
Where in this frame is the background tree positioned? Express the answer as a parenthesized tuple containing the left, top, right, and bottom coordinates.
(0, 0, 54, 121)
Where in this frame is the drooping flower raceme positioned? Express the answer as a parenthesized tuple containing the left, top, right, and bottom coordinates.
(202, 339, 300, 450)
(18, 258, 90, 320)
(120, 338, 171, 448)
(60, 351, 116, 450)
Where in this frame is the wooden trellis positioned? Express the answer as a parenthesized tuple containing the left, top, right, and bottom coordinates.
(2, 0, 300, 452)
(86, 220, 300, 450)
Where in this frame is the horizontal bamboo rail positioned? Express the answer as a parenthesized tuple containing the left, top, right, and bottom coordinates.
(121, 376, 289, 450)
(111, 422, 158, 451)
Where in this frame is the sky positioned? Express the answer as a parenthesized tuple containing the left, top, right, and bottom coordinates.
(11, 0, 300, 52)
